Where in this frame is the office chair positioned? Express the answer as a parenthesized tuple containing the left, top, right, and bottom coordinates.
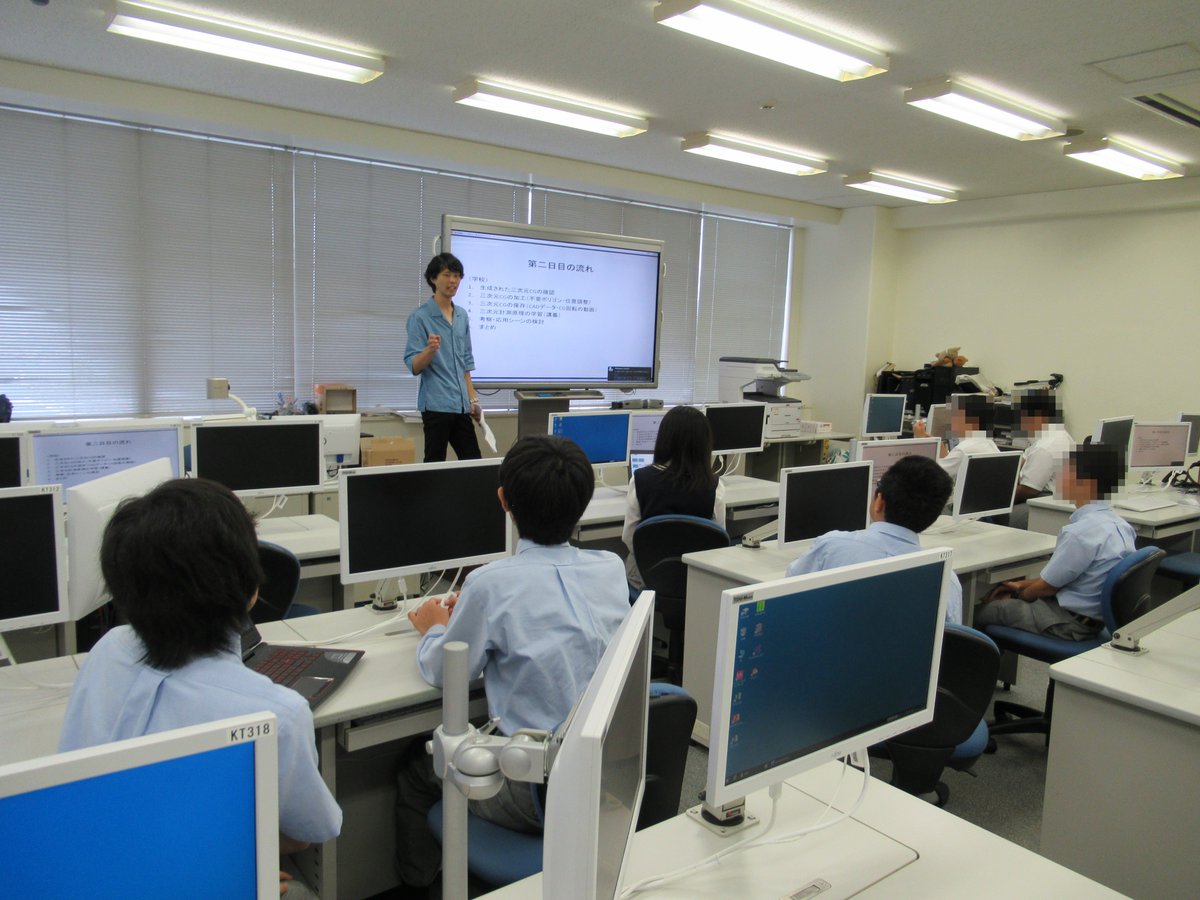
(426, 683, 698, 889)
(985, 546, 1165, 746)
(882, 624, 999, 807)
(251, 541, 319, 622)
(1154, 551, 1200, 592)
(632, 514, 731, 684)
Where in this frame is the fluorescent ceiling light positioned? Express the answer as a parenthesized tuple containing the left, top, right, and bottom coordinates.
(905, 78, 1066, 140)
(453, 79, 648, 137)
(106, 1, 384, 83)
(1064, 137, 1184, 180)
(681, 133, 826, 175)
(655, 0, 887, 82)
(843, 171, 957, 204)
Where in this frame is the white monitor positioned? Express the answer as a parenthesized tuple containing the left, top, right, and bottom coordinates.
(543, 590, 653, 900)
(925, 403, 952, 442)
(706, 549, 950, 809)
(338, 458, 512, 584)
(548, 410, 633, 467)
(627, 409, 667, 456)
(703, 402, 767, 455)
(851, 438, 942, 497)
(1093, 416, 1135, 457)
(1129, 422, 1191, 471)
(193, 419, 326, 498)
(0, 713, 280, 899)
(0, 430, 30, 488)
(861, 393, 907, 439)
(1180, 413, 1200, 456)
(30, 421, 183, 500)
(310, 413, 362, 467)
(66, 458, 174, 621)
(777, 461, 874, 550)
(0, 485, 68, 631)
(951, 451, 1023, 520)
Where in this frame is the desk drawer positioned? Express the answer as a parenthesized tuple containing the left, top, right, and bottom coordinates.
(337, 693, 488, 752)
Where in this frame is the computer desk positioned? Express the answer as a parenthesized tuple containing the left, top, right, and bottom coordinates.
(488, 761, 1119, 899)
(1040, 600, 1200, 900)
(1027, 492, 1200, 550)
(257, 513, 346, 609)
(681, 518, 1057, 746)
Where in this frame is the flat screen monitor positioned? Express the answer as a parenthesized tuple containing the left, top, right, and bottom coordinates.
(1180, 413, 1200, 455)
(1094, 416, 1135, 457)
(861, 393, 907, 439)
(310, 413, 362, 466)
(549, 410, 632, 466)
(0, 432, 29, 487)
(443, 216, 662, 390)
(951, 451, 1023, 520)
(339, 458, 512, 584)
(0, 713, 279, 899)
(0, 485, 68, 631)
(704, 403, 767, 455)
(543, 590, 653, 900)
(193, 419, 325, 498)
(925, 403, 952, 442)
(66, 458, 174, 622)
(628, 410, 667, 476)
(777, 461, 873, 549)
(851, 438, 941, 497)
(30, 422, 183, 499)
(1129, 422, 1191, 470)
(706, 549, 950, 809)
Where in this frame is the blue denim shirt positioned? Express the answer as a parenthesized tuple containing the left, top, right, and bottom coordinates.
(1042, 501, 1136, 620)
(404, 297, 475, 413)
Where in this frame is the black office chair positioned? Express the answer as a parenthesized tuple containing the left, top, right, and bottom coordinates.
(632, 514, 731, 684)
(985, 546, 1165, 745)
(250, 541, 302, 624)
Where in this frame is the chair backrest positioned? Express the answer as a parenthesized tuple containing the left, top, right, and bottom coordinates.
(250, 540, 301, 624)
(1100, 546, 1166, 632)
(632, 514, 730, 600)
(638, 683, 698, 831)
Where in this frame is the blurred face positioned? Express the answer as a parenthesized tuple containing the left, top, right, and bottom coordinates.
(432, 267, 461, 301)
(1018, 412, 1047, 437)
(1059, 460, 1096, 506)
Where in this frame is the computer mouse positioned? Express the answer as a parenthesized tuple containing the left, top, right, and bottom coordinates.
(741, 535, 761, 549)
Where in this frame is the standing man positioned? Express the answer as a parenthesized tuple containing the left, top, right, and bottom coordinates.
(405, 252, 482, 462)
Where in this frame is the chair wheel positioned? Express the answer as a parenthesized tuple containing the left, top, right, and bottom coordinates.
(934, 783, 950, 807)
(984, 737, 997, 754)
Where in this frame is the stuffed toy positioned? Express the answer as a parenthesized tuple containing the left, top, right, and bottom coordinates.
(932, 346, 968, 367)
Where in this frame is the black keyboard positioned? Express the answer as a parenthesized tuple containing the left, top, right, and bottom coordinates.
(254, 647, 313, 684)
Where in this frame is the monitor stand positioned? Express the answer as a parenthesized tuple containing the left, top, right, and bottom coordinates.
(515, 390, 604, 439)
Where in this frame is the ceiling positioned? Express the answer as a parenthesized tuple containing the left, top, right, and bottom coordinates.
(3, 0, 1200, 211)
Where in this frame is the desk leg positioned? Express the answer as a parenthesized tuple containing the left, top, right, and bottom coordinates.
(683, 568, 744, 747)
(301, 726, 339, 900)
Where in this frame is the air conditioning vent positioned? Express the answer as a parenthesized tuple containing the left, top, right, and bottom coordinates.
(1132, 93, 1200, 130)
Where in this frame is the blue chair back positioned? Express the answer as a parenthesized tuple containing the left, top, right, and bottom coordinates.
(1099, 546, 1166, 633)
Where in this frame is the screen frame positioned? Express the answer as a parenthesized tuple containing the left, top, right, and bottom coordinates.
(547, 409, 634, 466)
(703, 401, 768, 456)
(1128, 421, 1191, 471)
(706, 549, 951, 809)
(1093, 415, 1135, 456)
(861, 393, 908, 439)
(777, 460, 874, 551)
(1180, 413, 1200, 456)
(0, 484, 69, 630)
(192, 418, 327, 499)
(442, 215, 664, 390)
(950, 450, 1023, 520)
(850, 437, 942, 497)
(28, 420, 184, 493)
(0, 428, 31, 488)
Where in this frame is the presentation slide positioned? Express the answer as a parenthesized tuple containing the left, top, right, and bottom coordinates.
(33, 428, 180, 493)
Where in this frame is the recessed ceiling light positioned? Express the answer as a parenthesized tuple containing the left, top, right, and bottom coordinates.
(843, 171, 958, 204)
(905, 78, 1066, 140)
(453, 79, 648, 137)
(681, 133, 827, 176)
(1064, 136, 1184, 180)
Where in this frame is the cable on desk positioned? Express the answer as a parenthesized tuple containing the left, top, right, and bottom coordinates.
(256, 493, 289, 520)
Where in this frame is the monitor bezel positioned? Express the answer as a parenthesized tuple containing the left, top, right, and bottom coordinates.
(192, 418, 327, 499)
(626, 408, 668, 455)
(706, 549, 951, 809)
(28, 420, 185, 493)
(777, 460, 874, 551)
(547, 409, 634, 466)
(703, 401, 768, 456)
(1092, 415, 1135, 456)
(860, 393, 908, 439)
(337, 457, 513, 584)
(0, 429, 31, 488)
(0, 484, 69, 630)
(850, 437, 942, 497)
(950, 450, 1024, 520)
(1128, 421, 1192, 471)
(1179, 413, 1200, 456)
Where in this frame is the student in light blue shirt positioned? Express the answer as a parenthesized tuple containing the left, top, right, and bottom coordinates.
(787, 455, 964, 624)
(404, 252, 483, 462)
(395, 435, 630, 889)
(977, 443, 1136, 640)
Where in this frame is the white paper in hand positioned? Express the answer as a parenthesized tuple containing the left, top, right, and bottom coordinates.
(477, 408, 498, 453)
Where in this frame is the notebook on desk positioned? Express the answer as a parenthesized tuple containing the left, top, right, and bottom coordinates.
(240, 622, 363, 710)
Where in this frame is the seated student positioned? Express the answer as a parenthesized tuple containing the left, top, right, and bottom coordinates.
(915, 393, 998, 483)
(786, 455, 964, 624)
(621, 405, 726, 588)
(395, 435, 630, 892)
(58, 479, 341, 861)
(1009, 393, 1075, 529)
(976, 443, 1135, 640)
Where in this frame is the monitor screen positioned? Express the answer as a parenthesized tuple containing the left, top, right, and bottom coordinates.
(31, 423, 182, 498)
(543, 591, 653, 900)
(706, 550, 950, 808)
(704, 403, 767, 455)
(1129, 422, 1191, 470)
(339, 458, 512, 583)
(952, 451, 1023, 520)
(925, 404, 951, 442)
(1180, 414, 1200, 455)
(66, 458, 174, 622)
(549, 411, 632, 466)
(1094, 416, 1135, 457)
(861, 394, 907, 438)
(0, 434, 26, 488)
(0, 713, 279, 899)
(193, 420, 325, 497)
(851, 438, 941, 497)
(0, 485, 68, 631)
(627, 410, 667, 456)
(444, 216, 662, 390)
(778, 461, 873, 549)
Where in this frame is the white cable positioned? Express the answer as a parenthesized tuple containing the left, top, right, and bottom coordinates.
(256, 493, 288, 520)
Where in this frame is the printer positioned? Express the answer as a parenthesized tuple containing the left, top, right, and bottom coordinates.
(718, 357, 812, 440)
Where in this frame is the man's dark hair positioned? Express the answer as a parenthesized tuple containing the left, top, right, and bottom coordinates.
(1070, 443, 1125, 498)
(499, 435, 594, 545)
(957, 394, 995, 433)
(424, 252, 464, 291)
(100, 478, 264, 671)
(1015, 392, 1061, 422)
(653, 405, 717, 493)
(876, 455, 954, 533)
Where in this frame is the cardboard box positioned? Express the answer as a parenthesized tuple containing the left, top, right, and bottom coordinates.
(316, 383, 357, 414)
(360, 436, 415, 467)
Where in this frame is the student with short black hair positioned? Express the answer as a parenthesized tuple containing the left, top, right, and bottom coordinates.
(915, 393, 999, 481)
(59, 479, 341, 857)
(786, 455, 964, 623)
(395, 435, 630, 890)
(1013, 393, 1074, 503)
(977, 443, 1135, 640)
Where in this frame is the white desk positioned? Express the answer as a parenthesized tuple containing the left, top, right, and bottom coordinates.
(488, 762, 1119, 899)
(1041, 599, 1200, 899)
(258, 513, 346, 608)
(682, 519, 1056, 745)
(1028, 492, 1200, 549)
